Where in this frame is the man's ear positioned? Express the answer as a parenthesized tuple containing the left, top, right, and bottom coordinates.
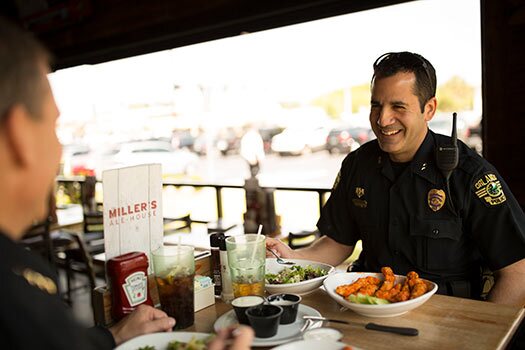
(424, 97, 437, 122)
(4, 104, 36, 168)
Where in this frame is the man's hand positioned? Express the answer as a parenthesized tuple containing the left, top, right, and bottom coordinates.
(109, 304, 176, 346)
(266, 237, 301, 259)
(267, 236, 354, 267)
(208, 325, 254, 350)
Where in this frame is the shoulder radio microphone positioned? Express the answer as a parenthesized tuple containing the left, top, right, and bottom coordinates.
(435, 112, 459, 215)
(435, 112, 459, 181)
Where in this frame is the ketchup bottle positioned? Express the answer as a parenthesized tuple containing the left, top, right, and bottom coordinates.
(107, 252, 153, 321)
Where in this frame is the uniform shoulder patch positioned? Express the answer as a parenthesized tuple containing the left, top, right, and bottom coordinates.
(472, 172, 506, 206)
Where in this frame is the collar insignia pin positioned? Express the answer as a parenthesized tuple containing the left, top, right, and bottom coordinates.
(428, 189, 446, 212)
(20, 268, 57, 295)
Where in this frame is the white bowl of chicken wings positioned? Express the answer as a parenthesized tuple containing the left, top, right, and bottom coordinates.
(323, 267, 438, 317)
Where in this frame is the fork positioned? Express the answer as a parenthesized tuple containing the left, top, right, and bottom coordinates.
(267, 248, 295, 265)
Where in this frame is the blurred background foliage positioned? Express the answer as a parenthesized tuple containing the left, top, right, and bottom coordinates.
(310, 76, 474, 119)
(436, 76, 475, 112)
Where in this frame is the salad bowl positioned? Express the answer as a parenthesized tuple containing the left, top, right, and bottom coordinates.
(265, 259, 335, 295)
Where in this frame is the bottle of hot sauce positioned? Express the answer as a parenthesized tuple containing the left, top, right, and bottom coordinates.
(107, 251, 153, 321)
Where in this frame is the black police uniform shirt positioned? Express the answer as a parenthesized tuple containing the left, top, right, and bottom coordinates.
(317, 129, 525, 296)
(0, 232, 114, 349)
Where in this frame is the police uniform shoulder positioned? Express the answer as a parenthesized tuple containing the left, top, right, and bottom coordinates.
(0, 234, 59, 296)
(433, 133, 484, 175)
(341, 140, 379, 168)
(333, 140, 379, 192)
(452, 140, 510, 208)
(457, 140, 488, 176)
(350, 139, 380, 160)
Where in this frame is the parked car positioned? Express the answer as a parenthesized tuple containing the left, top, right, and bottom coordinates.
(258, 126, 284, 153)
(171, 129, 196, 151)
(113, 140, 198, 176)
(271, 126, 330, 156)
(68, 140, 198, 179)
(60, 143, 92, 176)
(216, 128, 242, 156)
(428, 115, 469, 140)
(193, 128, 242, 156)
(325, 126, 372, 154)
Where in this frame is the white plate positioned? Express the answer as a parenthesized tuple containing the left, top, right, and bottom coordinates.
(214, 304, 322, 347)
(323, 272, 438, 318)
(265, 258, 335, 295)
(273, 339, 363, 350)
(115, 331, 210, 350)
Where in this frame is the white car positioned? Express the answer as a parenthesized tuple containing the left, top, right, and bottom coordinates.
(69, 140, 198, 179)
(111, 140, 198, 177)
(271, 126, 330, 156)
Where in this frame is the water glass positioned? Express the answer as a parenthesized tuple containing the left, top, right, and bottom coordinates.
(225, 234, 266, 297)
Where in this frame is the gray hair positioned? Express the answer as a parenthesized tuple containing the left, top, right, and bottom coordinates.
(0, 16, 51, 122)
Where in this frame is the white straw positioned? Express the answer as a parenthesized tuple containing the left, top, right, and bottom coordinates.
(250, 225, 263, 264)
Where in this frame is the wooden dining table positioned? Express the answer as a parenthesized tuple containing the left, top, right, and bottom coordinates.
(185, 288, 524, 350)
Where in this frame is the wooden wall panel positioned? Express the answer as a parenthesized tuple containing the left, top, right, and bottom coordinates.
(482, 0, 525, 207)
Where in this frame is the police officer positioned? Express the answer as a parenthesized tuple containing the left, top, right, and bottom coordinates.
(0, 16, 253, 350)
(267, 52, 525, 306)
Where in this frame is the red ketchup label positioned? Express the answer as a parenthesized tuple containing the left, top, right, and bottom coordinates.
(107, 252, 153, 321)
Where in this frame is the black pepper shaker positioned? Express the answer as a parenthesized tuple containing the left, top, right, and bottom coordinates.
(210, 233, 223, 296)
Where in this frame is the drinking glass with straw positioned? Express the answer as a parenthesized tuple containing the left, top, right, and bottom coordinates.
(152, 242, 195, 329)
(226, 225, 266, 297)
(250, 224, 263, 264)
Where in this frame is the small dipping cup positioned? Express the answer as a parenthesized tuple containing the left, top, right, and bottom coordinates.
(231, 295, 265, 325)
(267, 293, 302, 324)
(246, 304, 283, 338)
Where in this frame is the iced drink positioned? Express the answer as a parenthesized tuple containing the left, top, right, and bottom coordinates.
(226, 234, 266, 297)
(152, 245, 195, 329)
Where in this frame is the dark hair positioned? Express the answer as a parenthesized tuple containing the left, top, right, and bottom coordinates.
(372, 52, 436, 112)
(0, 16, 51, 122)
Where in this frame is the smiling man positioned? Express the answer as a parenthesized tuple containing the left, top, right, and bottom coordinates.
(267, 52, 525, 308)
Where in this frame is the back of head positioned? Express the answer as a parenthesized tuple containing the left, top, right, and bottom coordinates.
(372, 51, 436, 112)
(0, 16, 51, 123)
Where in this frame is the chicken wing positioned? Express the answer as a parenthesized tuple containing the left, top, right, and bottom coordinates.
(394, 280, 411, 302)
(410, 280, 428, 299)
(335, 276, 380, 297)
(357, 283, 379, 296)
(378, 266, 395, 291)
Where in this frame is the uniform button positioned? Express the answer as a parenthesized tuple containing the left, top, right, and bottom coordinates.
(394, 250, 400, 255)
(432, 229, 439, 236)
(392, 219, 398, 226)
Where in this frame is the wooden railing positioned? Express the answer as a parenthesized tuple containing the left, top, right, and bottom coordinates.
(55, 176, 332, 221)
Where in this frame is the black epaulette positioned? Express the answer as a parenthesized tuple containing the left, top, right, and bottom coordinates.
(456, 143, 486, 177)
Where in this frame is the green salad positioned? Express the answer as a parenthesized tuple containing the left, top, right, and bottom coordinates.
(137, 335, 211, 350)
(265, 265, 328, 284)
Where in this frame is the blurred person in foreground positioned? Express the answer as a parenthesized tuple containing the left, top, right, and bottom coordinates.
(267, 52, 525, 307)
(0, 17, 253, 349)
